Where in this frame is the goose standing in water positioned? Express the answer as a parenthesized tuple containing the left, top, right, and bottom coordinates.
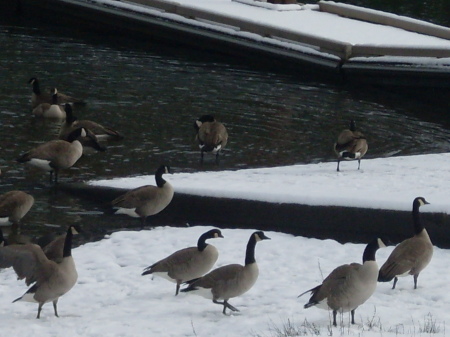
(334, 120, 368, 172)
(378, 197, 432, 289)
(194, 115, 228, 164)
(16, 127, 105, 184)
(0, 225, 80, 318)
(142, 229, 224, 295)
(181, 231, 270, 314)
(32, 88, 66, 119)
(28, 77, 84, 109)
(0, 191, 34, 226)
(299, 238, 386, 327)
(59, 104, 124, 141)
(111, 165, 174, 227)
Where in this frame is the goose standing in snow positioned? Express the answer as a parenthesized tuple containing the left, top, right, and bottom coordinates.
(0, 225, 80, 318)
(181, 231, 270, 314)
(299, 238, 386, 326)
(378, 197, 432, 289)
(142, 229, 224, 295)
(334, 120, 368, 172)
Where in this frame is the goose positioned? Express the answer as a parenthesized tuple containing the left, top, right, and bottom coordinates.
(378, 197, 432, 289)
(142, 229, 224, 295)
(59, 104, 124, 141)
(111, 165, 174, 227)
(181, 231, 270, 314)
(194, 115, 228, 164)
(28, 77, 84, 109)
(0, 191, 34, 226)
(32, 88, 66, 119)
(16, 127, 105, 184)
(299, 238, 386, 327)
(0, 225, 80, 318)
(334, 120, 368, 172)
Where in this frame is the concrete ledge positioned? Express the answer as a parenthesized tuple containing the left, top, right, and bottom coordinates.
(59, 183, 450, 249)
(319, 1, 450, 41)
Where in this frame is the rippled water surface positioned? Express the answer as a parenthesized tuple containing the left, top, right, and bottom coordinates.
(0, 20, 449, 243)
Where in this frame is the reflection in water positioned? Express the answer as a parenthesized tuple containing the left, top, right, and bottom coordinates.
(0, 21, 449, 243)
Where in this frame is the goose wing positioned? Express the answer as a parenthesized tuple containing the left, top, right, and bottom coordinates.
(0, 192, 20, 217)
(112, 185, 156, 208)
(42, 235, 66, 263)
(379, 237, 431, 280)
(0, 244, 56, 285)
(145, 247, 198, 274)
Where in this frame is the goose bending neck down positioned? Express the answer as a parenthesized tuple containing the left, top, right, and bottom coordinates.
(142, 229, 224, 295)
(181, 231, 270, 314)
(0, 225, 80, 318)
(0, 191, 34, 226)
(299, 238, 386, 327)
(378, 197, 432, 289)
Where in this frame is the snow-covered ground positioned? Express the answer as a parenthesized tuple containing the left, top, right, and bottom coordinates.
(91, 153, 450, 214)
(0, 226, 447, 337)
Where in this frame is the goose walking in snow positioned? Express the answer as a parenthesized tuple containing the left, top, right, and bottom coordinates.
(142, 229, 224, 295)
(181, 231, 270, 314)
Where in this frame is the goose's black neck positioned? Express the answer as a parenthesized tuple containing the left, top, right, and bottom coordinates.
(33, 80, 41, 95)
(245, 234, 258, 265)
(349, 120, 356, 132)
(65, 104, 76, 124)
(412, 202, 425, 235)
(197, 232, 210, 252)
(63, 227, 74, 258)
(52, 92, 58, 105)
(155, 166, 167, 188)
(362, 238, 380, 263)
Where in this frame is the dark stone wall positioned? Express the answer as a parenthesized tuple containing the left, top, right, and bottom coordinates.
(60, 183, 450, 248)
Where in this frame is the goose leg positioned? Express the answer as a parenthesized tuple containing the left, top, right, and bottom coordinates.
(332, 310, 337, 326)
(175, 281, 181, 296)
(37, 302, 44, 319)
(413, 274, 419, 289)
(215, 152, 220, 164)
(53, 299, 59, 317)
(49, 171, 54, 184)
(336, 160, 341, 172)
(213, 299, 239, 314)
(200, 150, 205, 164)
(358, 158, 361, 170)
(392, 277, 398, 289)
(351, 309, 355, 324)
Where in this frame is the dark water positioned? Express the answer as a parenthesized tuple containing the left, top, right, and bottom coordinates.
(0, 5, 450, 244)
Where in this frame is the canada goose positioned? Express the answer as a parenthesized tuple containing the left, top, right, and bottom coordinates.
(28, 77, 84, 109)
(378, 197, 432, 289)
(0, 191, 34, 226)
(111, 165, 174, 227)
(299, 238, 386, 327)
(194, 115, 228, 164)
(0, 225, 80, 318)
(181, 231, 270, 314)
(334, 120, 368, 172)
(32, 88, 66, 119)
(59, 104, 124, 141)
(142, 229, 224, 295)
(16, 127, 105, 184)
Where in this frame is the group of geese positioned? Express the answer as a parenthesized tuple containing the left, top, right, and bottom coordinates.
(0, 79, 430, 323)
